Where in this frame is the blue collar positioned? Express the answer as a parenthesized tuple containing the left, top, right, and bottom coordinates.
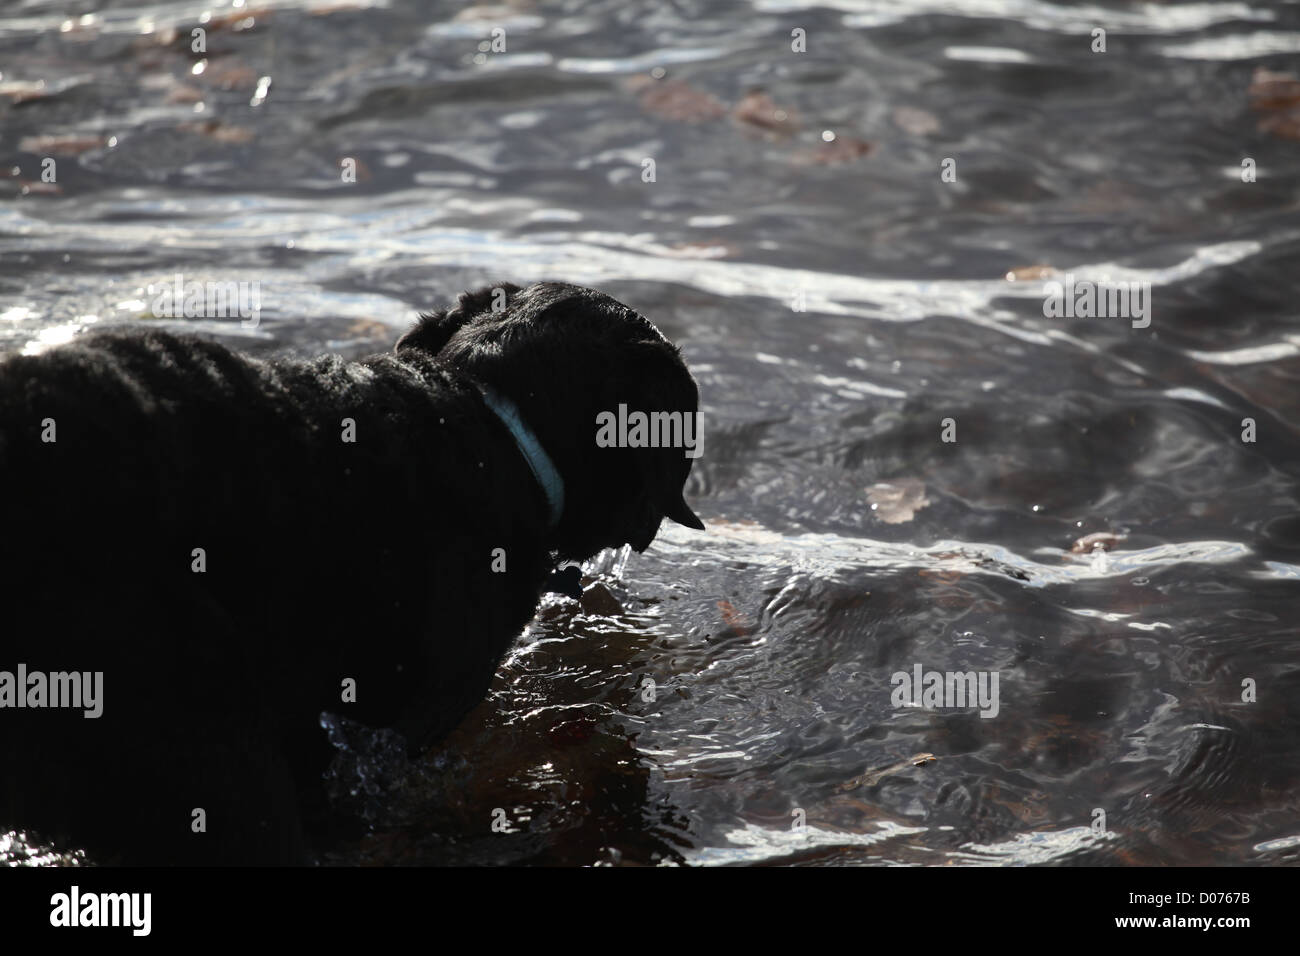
(479, 385, 565, 530)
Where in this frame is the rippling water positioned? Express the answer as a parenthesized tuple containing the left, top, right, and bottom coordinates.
(3, 0, 1300, 866)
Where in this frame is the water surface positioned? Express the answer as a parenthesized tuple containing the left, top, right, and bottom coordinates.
(3, 0, 1300, 866)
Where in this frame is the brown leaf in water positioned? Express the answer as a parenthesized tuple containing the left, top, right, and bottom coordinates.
(199, 61, 260, 90)
(165, 83, 204, 104)
(18, 134, 106, 155)
(1004, 264, 1058, 281)
(632, 77, 728, 123)
(0, 80, 54, 104)
(717, 599, 751, 636)
(1248, 67, 1300, 110)
(1259, 112, 1300, 141)
(17, 180, 64, 196)
(1248, 68, 1300, 141)
(182, 120, 255, 144)
(984, 783, 1050, 826)
(733, 89, 799, 135)
(866, 478, 929, 524)
(793, 135, 873, 166)
(918, 568, 964, 584)
(892, 106, 941, 137)
(837, 753, 937, 792)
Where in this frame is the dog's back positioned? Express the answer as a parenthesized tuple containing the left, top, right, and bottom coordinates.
(1, 282, 704, 863)
(0, 329, 549, 862)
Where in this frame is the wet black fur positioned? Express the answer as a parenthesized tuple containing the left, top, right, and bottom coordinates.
(0, 281, 701, 864)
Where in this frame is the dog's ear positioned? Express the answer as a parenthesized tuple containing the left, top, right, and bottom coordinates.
(395, 310, 460, 354)
(396, 283, 522, 355)
(625, 339, 706, 531)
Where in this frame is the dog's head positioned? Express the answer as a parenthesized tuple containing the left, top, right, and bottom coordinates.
(396, 282, 705, 560)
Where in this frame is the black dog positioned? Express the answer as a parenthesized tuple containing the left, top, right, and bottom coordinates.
(0, 281, 703, 864)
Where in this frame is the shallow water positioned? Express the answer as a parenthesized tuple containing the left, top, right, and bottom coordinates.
(3, 0, 1300, 865)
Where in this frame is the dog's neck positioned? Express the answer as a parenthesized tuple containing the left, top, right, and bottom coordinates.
(478, 384, 565, 530)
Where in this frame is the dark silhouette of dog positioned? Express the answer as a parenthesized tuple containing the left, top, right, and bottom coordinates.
(0, 281, 704, 864)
